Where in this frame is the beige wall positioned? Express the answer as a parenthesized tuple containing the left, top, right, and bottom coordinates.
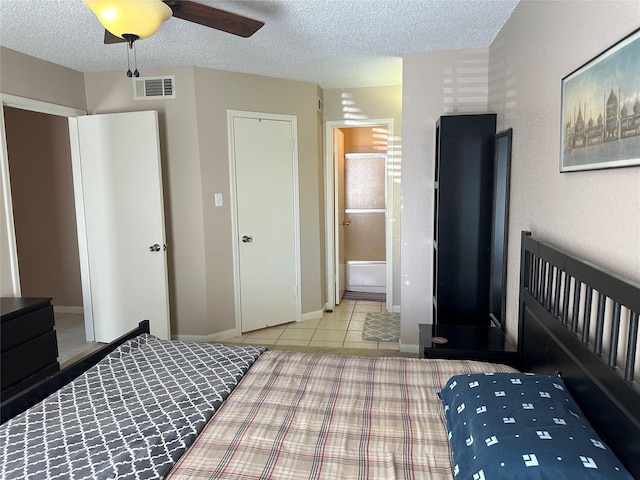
(323, 86, 403, 308)
(401, 0, 640, 350)
(1, 49, 323, 337)
(488, 0, 640, 339)
(343, 126, 387, 153)
(4, 107, 82, 306)
(83, 66, 323, 337)
(84, 67, 208, 337)
(0, 47, 87, 110)
(401, 48, 490, 348)
(191, 67, 323, 334)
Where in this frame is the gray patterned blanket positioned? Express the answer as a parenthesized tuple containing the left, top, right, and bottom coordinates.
(0, 335, 265, 480)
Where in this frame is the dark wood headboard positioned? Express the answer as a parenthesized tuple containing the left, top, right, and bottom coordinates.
(518, 231, 640, 477)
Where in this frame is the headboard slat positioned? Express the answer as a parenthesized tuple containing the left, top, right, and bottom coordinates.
(553, 267, 562, 317)
(608, 302, 621, 368)
(626, 311, 638, 382)
(544, 264, 554, 310)
(561, 273, 571, 326)
(571, 279, 581, 334)
(582, 286, 593, 344)
(594, 293, 606, 356)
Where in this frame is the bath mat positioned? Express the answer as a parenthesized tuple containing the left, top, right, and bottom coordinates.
(362, 312, 400, 342)
(342, 291, 386, 302)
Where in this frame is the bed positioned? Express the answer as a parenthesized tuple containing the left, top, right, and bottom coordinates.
(0, 231, 638, 479)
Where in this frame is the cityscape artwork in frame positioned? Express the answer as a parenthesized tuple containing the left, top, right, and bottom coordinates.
(560, 28, 640, 172)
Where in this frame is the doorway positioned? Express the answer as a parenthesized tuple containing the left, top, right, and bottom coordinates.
(325, 119, 395, 312)
(0, 96, 93, 361)
(3, 107, 83, 309)
(1, 95, 171, 346)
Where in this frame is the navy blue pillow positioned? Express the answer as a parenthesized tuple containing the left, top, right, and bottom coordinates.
(438, 373, 633, 479)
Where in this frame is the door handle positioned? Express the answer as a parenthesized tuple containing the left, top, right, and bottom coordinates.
(149, 243, 161, 252)
(242, 235, 253, 243)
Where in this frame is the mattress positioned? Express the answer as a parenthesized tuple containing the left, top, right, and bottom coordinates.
(0, 335, 265, 480)
(168, 350, 518, 479)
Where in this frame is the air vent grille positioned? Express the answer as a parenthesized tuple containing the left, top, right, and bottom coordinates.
(133, 76, 176, 100)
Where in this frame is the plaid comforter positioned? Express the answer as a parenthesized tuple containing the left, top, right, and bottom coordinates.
(168, 350, 517, 480)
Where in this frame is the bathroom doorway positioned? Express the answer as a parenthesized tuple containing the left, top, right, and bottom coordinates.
(325, 120, 394, 312)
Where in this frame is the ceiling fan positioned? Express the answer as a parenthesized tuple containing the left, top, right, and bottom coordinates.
(85, 0, 264, 77)
(85, 0, 265, 46)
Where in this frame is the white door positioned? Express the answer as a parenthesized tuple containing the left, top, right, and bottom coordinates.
(69, 111, 170, 342)
(230, 112, 300, 332)
(334, 129, 346, 304)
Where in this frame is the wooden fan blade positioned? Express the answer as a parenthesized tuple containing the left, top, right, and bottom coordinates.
(169, 0, 264, 38)
(104, 29, 126, 44)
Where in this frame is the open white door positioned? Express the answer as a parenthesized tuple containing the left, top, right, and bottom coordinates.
(69, 111, 170, 342)
(229, 112, 300, 333)
(334, 129, 346, 304)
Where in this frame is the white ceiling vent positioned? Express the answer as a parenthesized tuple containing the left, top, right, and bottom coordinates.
(133, 76, 175, 100)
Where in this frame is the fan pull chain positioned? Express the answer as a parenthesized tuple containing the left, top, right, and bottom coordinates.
(125, 40, 140, 78)
(126, 42, 132, 78)
(133, 43, 139, 78)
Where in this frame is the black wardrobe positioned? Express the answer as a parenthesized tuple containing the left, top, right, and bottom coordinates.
(433, 114, 497, 326)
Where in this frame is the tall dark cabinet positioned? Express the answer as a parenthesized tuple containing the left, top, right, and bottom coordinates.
(433, 114, 496, 326)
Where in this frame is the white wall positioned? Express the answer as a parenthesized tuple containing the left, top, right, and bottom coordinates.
(489, 0, 640, 339)
(401, 49, 490, 350)
(401, 0, 640, 350)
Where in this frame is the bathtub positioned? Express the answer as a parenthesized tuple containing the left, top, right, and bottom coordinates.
(345, 261, 386, 293)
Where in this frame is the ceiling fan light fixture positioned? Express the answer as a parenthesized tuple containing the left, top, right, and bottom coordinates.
(84, 0, 172, 40)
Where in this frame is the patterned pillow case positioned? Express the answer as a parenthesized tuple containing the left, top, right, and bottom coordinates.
(438, 373, 633, 480)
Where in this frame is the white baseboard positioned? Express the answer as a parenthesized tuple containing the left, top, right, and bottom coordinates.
(301, 309, 323, 322)
(391, 304, 401, 314)
(53, 306, 83, 314)
(172, 328, 238, 343)
(400, 343, 419, 354)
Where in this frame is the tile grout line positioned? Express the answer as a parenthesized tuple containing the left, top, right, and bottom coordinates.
(243, 300, 392, 350)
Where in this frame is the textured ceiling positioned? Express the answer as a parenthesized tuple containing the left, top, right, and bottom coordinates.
(0, 0, 519, 89)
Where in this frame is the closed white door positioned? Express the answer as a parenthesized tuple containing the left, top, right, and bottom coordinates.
(69, 111, 170, 342)
(230, 112, 300, 332)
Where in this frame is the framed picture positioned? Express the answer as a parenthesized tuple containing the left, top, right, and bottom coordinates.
(560, 28, 640, 172)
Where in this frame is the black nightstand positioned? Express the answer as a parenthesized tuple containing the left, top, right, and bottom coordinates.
(418, 323, 519, 368)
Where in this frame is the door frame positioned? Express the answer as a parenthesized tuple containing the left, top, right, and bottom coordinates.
(324, 118, 395, 312)
(227, 110, 302, 333)
(0, 94, 95, 337)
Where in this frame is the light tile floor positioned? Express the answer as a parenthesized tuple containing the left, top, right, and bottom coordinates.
(54, 299, 401, 367)
(225, 299, 400, 350)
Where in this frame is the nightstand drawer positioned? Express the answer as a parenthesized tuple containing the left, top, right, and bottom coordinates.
(1, 330, 59, 391)
(1, 304, 55, 352)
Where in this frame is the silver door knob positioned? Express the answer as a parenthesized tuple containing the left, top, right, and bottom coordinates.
(149, 243, 161, 252)
(242, 235, 253, 243)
